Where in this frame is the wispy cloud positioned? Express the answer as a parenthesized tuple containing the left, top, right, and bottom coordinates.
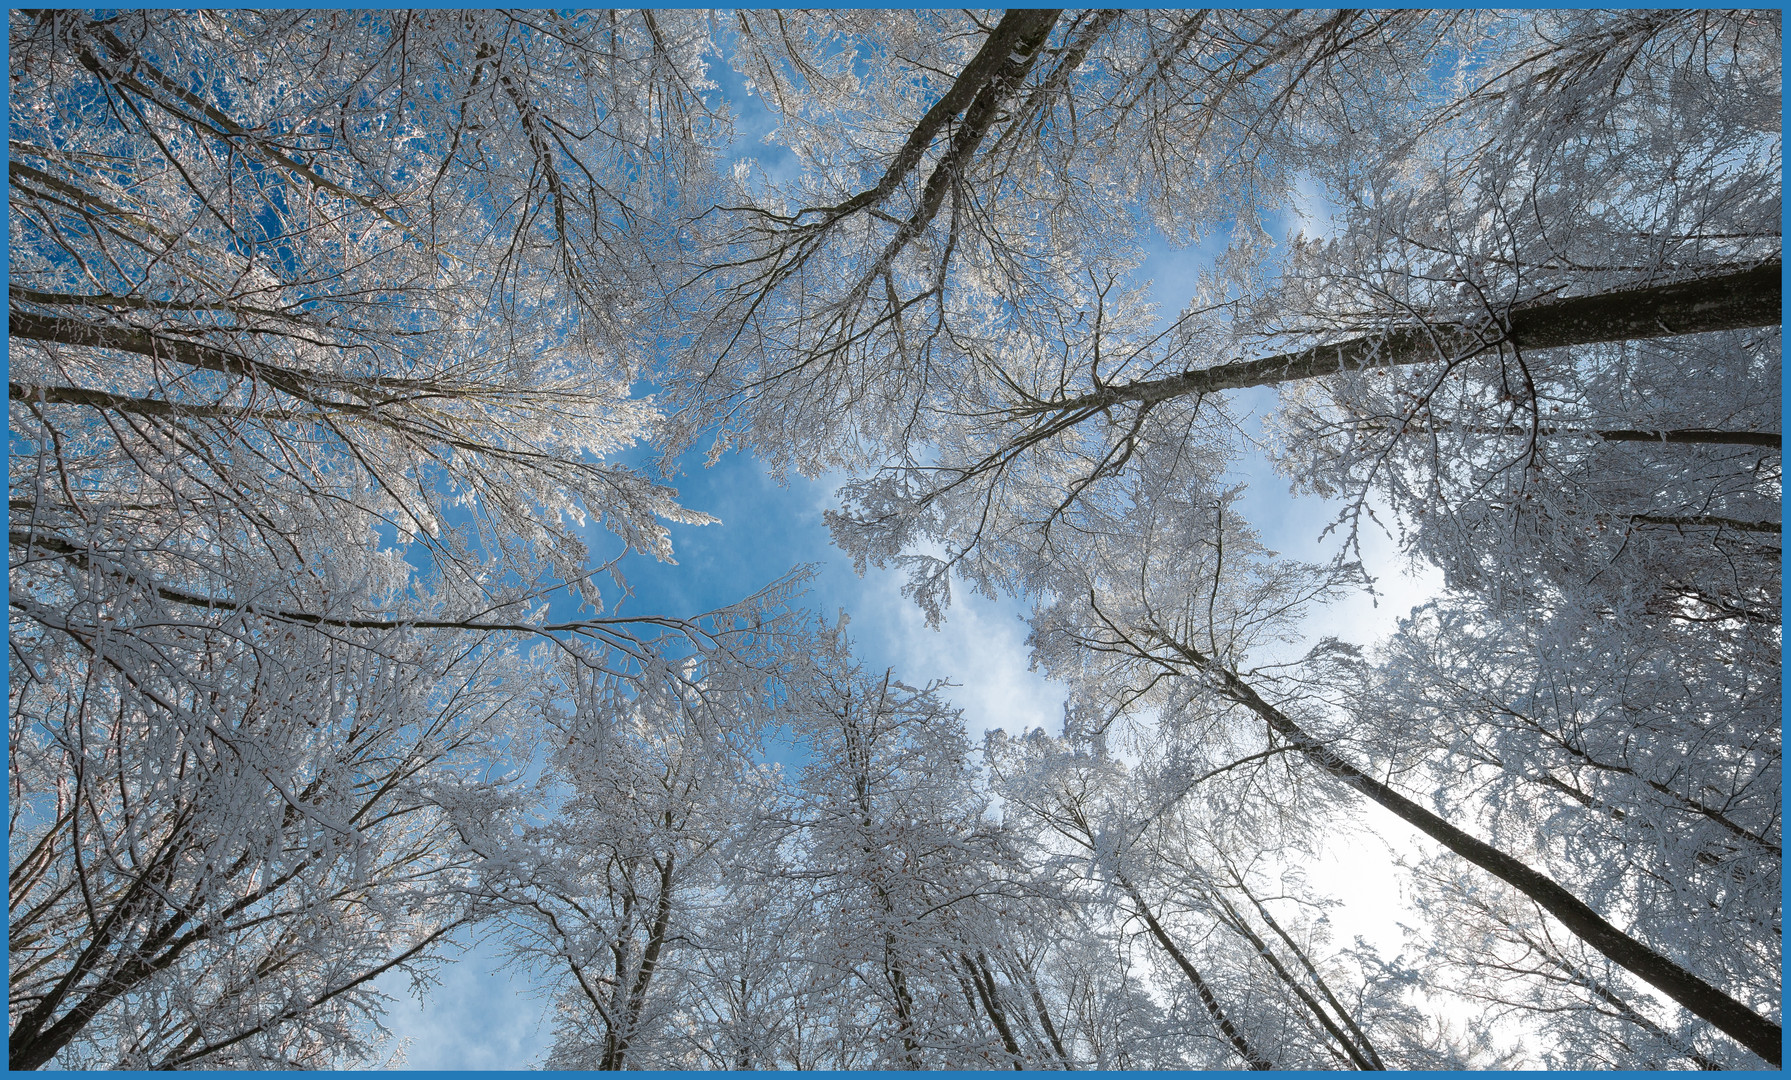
(375, 933, 550, 1070)
(845, 564, 1067, 740)
(1291, 172, 1345, 241)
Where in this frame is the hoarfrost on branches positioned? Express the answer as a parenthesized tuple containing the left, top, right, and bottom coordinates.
(10, 7, 1780, 1070)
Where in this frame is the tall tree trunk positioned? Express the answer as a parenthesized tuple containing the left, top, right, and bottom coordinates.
(600, 853, 677, 1071)
(1115, 874, 1274, 1070)
(1233, 877, 1386, 1070)
(883, 941, 923, 1069)
(1206, 885, 1380, 1069)
(1018, 963, 1076, 1069)
(1165, 639, 1783, 1066)
(961, 951, 1026, 1069)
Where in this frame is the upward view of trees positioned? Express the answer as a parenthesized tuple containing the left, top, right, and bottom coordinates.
(10, 8, 1779, 1070)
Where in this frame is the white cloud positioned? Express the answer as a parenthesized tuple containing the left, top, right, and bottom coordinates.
(1226, 387, 1445, 653)
(374, 933, 551, 1070)
(842, 562, 1067, 741)
(1291, 172, 1345, 241)
(790, 468, 1067, 740)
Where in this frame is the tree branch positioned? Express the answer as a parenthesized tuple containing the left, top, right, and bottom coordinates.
(1020, 261, 1782, 416)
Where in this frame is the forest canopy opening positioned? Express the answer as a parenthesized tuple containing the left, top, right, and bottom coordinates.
(9, 8, 1779, 1070)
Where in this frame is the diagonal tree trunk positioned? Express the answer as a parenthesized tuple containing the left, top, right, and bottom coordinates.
(1205, 884, 1380, 1069)
(1231, 877, 1386, 1070)
(1016, 961, 1076, 1069)
(1114, 873, 1274, 1070)
(960, 951, 1026, 1069)
(1160, 637, 1782, 1066)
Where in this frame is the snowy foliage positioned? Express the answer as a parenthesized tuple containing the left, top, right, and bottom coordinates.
(10, 8, 1780, 1070)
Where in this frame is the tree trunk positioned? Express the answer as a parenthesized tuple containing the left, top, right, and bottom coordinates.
(1019, 964, 1076, 1069)
(1115, 874, 1274, 1070)
(1206, 886, 1380, 1069)
(1174, 644, 1782, 1066)
(961, 951, 1026, 1069)
(599, 853, 677, 1071)
(1234, 878, 1385, 1070)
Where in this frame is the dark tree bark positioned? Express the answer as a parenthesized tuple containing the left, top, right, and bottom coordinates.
(1162, 640, 1782, 1066)
(961, 951, 1026, 1069)
(1206, 886, 1380, 1069)
(1018, 963, 1076, 1069)
(1232, 878, 1385, 1070)
(1115, 874, 1274, 1070)
(600, 852, 678, 1071)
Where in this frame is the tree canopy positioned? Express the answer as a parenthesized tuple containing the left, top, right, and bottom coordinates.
(10, 8, 1780, 1069)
